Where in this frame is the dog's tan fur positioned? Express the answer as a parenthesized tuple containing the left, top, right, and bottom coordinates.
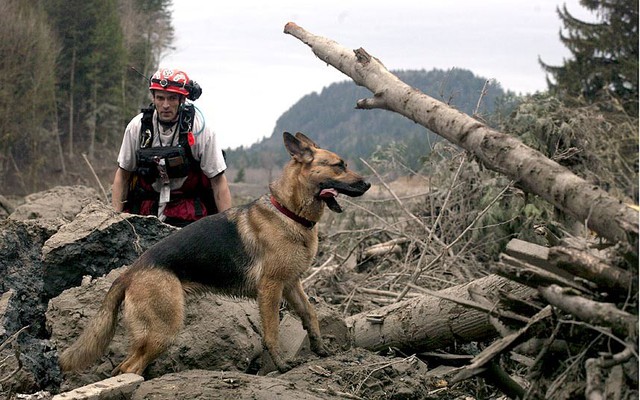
(59, 132, 370, 375)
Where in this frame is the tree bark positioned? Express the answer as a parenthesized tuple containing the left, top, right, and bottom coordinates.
(88, 77, 97, 160)
(68, 45, 76, 156)
(283, 22, 638, 248)
(539, 284, 638, 338)
(52, 91, 66, 176)
(345, 274, 537, 353)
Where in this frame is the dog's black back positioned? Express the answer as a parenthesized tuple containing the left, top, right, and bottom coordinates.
(134, 202, 256, 292)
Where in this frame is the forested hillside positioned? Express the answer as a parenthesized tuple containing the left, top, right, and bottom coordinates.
(226, 68, 517, 173)
(0, 0, 173, 195)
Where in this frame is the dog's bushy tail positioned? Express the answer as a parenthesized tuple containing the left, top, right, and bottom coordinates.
(59, 274, 128, 372)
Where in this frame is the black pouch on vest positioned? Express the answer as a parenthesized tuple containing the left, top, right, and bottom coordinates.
(136, 146, 190, 179)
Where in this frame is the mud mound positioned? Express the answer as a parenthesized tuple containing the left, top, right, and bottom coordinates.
(280, 347, 434, 400)
(47, 267, 265, 391)
(1, 185, 455, 399)
(131, 369, 324, 400)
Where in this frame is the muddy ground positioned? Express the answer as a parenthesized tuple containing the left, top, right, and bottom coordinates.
(0, 185, 497, 400)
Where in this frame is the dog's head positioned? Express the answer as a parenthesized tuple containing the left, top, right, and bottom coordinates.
(283, 132, 371, 213)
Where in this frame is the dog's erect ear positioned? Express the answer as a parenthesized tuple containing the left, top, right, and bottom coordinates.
(294, 132, 318, 149)
(283, 132, 314, 164)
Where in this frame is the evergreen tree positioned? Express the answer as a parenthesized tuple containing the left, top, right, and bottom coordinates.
(120, 0, 175, 112)
(0, 0, 174, 193)
(234, 167, 246, 183)
(42, 0, 174, 157)
(86, 0, 127, 158)
(43, 0, 126, 155)
(541, 0, 639, 114)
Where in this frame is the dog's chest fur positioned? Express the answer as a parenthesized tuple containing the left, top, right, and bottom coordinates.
(245, 196, 319, 281)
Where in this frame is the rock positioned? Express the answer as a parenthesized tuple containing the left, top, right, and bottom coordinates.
(0, 290, 20, 338)
(504, 238, 573, 280)
(0, 219, 63, 395)
(315, 297, 351, 352)
(3, 185, 436, 399)
(12, 390, 52, 399)
(48, 268, 355, 391)
(504, 238, 550, 266)
(0, 194, 15, 218)
(9, 186, 101, 222)
(0, 337, 61, 397)
(0, 218, 63, 328)
(0, 297, 61, 396)
(41, 202, 177, 299)
(259, 313, 309, 374)
(0, 187, 177, 395)
(51, 373, 143, 400)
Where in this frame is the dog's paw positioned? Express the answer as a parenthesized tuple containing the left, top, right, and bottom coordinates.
(268, 352, 293, 373)
(275, 359, 293, 373)
(311, 341, 331, 357)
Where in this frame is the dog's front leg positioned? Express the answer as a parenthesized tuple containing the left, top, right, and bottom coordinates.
(284, 280, 329, 357)
(257, 278, 290, 372)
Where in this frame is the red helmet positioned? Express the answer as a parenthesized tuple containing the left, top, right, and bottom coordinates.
(149, 68, 190, 96)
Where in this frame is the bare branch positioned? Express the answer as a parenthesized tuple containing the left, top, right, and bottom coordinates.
(283, 22, 638, 247)
(539, 284, 638, 338)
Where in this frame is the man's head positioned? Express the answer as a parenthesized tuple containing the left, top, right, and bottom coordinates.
(149, 68, 190, 123)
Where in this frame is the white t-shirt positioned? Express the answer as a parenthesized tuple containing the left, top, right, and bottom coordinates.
(117, 105, 227, 192)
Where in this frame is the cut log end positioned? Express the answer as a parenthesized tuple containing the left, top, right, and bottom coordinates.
(283, 22, 300, 34)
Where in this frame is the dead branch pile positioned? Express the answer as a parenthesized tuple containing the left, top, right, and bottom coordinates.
(308, 158, 638, 398)
(287, 22, 639, 399)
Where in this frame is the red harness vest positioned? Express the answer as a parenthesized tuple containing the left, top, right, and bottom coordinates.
(124, 105, 219, 226)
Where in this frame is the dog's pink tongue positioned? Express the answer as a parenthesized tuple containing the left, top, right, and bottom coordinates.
(320, 188, 338, 198)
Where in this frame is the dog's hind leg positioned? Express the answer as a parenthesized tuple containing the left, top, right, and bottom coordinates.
(283, 280, 329, 357)
(114, 268, 185, 375)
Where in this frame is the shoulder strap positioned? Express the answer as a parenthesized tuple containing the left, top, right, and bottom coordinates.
(178, 103, 197, 161)
(140, 104, 155, 148)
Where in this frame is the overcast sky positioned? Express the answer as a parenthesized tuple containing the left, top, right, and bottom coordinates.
(162, 1, 594, 150)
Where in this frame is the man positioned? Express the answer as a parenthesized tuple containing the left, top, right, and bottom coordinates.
(112, 68, 231, 226)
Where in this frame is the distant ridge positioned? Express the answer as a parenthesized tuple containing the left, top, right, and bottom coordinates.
(226, 68, 512, 171)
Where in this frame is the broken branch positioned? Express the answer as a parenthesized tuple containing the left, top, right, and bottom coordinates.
(539, 284, 638, 338)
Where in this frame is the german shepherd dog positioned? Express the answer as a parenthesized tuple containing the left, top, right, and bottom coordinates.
(59, 132, 370, 375)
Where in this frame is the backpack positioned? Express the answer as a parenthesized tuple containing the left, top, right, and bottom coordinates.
(125, 104, 219, 225)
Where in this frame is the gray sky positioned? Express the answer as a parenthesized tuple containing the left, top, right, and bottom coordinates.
(163, 1, 593, 149)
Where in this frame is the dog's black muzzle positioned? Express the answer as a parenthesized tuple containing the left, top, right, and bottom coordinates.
(318, 179, 371, 213)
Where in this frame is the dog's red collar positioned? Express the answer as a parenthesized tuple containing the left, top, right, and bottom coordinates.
(270, 195, 315, 228)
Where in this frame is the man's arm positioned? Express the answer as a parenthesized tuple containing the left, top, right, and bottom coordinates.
(112, 167, 132, 211)
(209, 172, 232, 212)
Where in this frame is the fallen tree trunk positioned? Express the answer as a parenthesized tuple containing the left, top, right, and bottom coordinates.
(345, 274, 537, 352)
(283, 22, 638, 249)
